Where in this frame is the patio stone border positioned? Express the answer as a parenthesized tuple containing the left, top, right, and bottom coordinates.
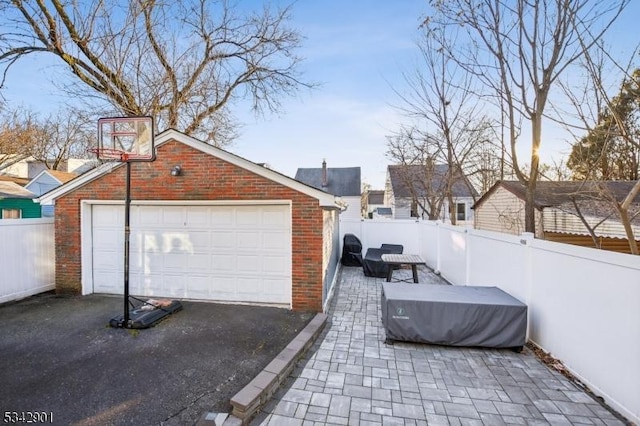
(197, 312, 328, 426)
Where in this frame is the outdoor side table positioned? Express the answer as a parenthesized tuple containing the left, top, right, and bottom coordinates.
(381, 253, 427, 283)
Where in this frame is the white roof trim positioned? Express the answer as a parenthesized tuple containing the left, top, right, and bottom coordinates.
(38, 129, 339, 208)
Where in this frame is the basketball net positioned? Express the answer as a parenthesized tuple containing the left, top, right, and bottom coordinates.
(87, 147, 152, 162)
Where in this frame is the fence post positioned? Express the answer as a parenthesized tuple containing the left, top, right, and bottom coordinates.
(520, 232, 534, 339)
(435, 222, 442, 274)
(464, 227, 471, 285)
(519, 232, 534, 302)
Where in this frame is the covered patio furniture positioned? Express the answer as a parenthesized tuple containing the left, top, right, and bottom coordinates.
(381, 283, 527, 351)
(341, 233, 363, 266)
(362, 244, 404, 278)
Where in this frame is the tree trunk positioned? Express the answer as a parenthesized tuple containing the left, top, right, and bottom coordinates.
(524, 185, 536, 234)
(617, 207, 639, 255)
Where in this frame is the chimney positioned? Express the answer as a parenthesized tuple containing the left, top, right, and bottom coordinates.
(322, 159, 327, 187)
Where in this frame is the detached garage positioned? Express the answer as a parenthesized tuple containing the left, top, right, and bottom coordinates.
(39, 129, 341, 312)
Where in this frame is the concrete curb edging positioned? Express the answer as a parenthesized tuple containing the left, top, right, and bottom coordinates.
(197, 312, 328, 426)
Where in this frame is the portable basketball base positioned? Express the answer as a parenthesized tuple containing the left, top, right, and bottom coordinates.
(95, 117, 182, 329)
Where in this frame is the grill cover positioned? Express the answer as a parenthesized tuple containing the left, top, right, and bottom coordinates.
(381, 283, 527, 349)
(341, 233, 363, 266)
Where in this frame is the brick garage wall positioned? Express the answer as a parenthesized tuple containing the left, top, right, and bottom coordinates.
(55, 139, 325, 312)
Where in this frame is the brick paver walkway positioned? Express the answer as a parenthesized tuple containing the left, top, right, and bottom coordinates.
(253, 266, 626, 425)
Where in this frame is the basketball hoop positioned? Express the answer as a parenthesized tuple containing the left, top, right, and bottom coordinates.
(88, 147, 147, 162)
(90, 116, 180, 329)
(94, 116, 155, 163)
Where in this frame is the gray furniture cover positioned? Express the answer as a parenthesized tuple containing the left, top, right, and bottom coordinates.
(381, 283, 527, 349)
(362, 245, 403, 278)
(341, 233, 363, 266)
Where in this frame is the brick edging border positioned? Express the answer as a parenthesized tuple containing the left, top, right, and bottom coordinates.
(198, 312, 328, 426)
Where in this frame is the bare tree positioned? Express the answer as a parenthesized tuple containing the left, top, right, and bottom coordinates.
(386, 131, 445, 220)
(0, 0, 310, 146)
(0, 106, 38, 168)
(426, 0, 628, 232)
(0, 105, 94, 171)
(360, 182, 373, 219)
(28, 109, 95, 169)
(388, 24, 495, 223)
(565, 43, 640, 254)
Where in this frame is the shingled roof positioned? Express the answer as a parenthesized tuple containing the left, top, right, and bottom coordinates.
(478, 180, 640, 208)
(475, 180, 640, 225)
(0, 175, 30, 186)
(367, 190, 385, 205)
(387, 164, 477, 198)
(295, 162, 361, 197)
(0, 181, 36, 199)
(46, 170, 77, 184)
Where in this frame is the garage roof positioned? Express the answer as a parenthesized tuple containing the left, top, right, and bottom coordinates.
(38, 129, 340, 208)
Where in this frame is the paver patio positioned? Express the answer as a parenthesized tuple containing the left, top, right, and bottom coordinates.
(252, 266, 627, 425)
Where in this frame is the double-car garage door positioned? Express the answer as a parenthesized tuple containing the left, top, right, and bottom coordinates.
(90, 203, 292, 305)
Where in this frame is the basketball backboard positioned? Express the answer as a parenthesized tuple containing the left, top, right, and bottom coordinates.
(96, 116, 155, 162)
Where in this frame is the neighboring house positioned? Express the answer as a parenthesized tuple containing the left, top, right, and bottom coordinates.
(364, 190, 385, 218)
(38, 129, 342, 312)
(473, 180, 640, 252)
(295, 160, 362, 220)
(0, 156, 93, 179)
(0, 175, 30, 186)
(0, 181, 40, 219)
(0, 154, 29, 175)
(25, 170, 77, 217)
(372, 207, 393, 219)
(385, 164, 477, 224)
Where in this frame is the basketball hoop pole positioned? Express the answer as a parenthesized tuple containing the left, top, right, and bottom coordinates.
(123, 161, 132, 326)
(97, 116, 182, 329)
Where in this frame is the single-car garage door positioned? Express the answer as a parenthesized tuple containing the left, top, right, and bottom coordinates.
(90, 203, 292, 305)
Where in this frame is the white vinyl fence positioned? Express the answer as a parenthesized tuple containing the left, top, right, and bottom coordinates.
(0, 218, 55, 304)
(341, 218, 640, 425)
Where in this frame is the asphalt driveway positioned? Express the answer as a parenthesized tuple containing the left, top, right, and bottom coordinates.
(0, 292, 313, 425)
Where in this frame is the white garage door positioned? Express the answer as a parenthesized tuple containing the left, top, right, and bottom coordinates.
(91, 204, 291, 305)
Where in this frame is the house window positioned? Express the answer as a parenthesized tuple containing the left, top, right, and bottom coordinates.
(2, 209, 21, 219)
(456, 203, 466, 221)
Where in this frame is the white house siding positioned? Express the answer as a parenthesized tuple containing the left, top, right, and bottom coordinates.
(0, 155, 29, 177)
(322, 209, 336, 275)
(2, 160, 48, 179)
(391, 197, 475, 224)
(474, 186, 544, 237)
(340, 195, 362, 219)
(322, 209, 340, 306)
(384, 176, 394, 213)
(543, 208, 640, 239)
(393, 198, 413, 219)
(441, 197, 475, 225)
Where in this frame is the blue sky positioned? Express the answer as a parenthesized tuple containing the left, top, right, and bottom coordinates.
(233, 0, 640, 188)
(1, 0, 427, 189)
(2, 1, 639, 189)
(232, 1, 429, 189)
